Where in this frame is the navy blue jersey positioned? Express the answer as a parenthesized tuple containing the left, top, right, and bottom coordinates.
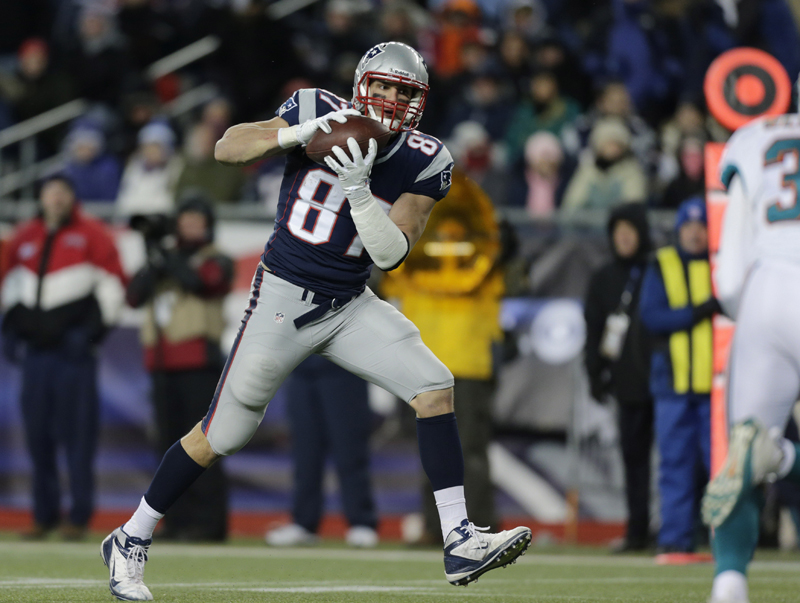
(261, 88, 454, 298)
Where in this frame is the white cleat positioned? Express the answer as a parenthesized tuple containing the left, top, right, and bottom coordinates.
(702, 419, 784, 528)
(709, 570, 749, 603)
(100, 527, 153, 601)
(264, 523, 319, 547)
(345, 525, 379, 548)
(443, 520, 532, 586)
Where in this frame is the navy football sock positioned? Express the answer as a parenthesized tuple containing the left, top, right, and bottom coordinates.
(144, 441, 207, 514)
(416, 413, 464, 491)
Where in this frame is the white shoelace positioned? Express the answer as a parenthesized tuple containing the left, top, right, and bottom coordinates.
(125, 544, 148, 583)
(463, 523, 490, 550)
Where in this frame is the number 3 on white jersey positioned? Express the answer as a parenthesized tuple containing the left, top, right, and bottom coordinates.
(288, 169, 391, 256)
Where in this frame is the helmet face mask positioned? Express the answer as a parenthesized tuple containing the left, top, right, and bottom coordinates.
(353, 42, 430, 132)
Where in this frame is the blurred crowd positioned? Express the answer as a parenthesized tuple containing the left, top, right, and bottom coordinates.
(0, 0, 798, 216)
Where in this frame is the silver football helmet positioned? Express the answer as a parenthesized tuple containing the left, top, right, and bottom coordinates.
(353, 42, 429, 132)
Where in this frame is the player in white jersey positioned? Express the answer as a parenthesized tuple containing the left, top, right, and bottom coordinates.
(701, 106, 800, 603)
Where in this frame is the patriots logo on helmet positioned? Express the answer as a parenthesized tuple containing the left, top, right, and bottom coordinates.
(364, 45, 385, 61)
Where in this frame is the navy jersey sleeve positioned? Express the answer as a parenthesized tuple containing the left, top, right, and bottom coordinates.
(275, 88, 350, 127)
(405, 133, 454, 201)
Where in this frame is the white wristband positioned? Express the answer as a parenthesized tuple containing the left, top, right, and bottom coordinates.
(348, 192, 409, 271)
(277, 126, 300, 149)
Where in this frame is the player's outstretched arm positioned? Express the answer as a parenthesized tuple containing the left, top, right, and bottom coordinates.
(214, 116, 292, 166)
(216, 108, 360, 167)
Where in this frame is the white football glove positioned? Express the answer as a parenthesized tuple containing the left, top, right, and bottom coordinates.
(277, 108, 360, 148)
(324, 137, 378, 207)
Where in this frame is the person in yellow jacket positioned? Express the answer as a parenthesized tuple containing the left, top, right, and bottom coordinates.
(638, 197, 722, 555)
(382, 167, 503, 543)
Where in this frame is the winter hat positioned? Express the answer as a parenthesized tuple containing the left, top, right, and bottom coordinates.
(66, 119, 105, 153)
(18, 38, 48, 60)
(137, 120, 176, 152)
(675, 196, 707, 231)
(607, 202, 651, 260)
(589, 117, 631, 151)
(524, 131, 562, 166)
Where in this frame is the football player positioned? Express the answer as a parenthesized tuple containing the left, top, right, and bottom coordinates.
(701, 78, 800, 603)
(101, 42, 531, 601)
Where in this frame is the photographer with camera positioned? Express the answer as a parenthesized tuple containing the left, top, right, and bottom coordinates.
(126, 192, 233, 541)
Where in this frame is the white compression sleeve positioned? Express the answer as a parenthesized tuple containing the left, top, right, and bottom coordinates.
(277, 126, 300, 149)
(348, 191, 409, 271)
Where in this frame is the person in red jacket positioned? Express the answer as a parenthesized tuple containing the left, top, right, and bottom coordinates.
(1, 175, 126, 540)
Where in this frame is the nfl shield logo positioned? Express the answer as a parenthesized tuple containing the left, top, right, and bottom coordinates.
(274, 312, 285, 324)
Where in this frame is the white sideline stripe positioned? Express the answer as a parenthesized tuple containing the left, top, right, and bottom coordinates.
(234, 586, 436, 593)
(4, 543, 800, 572)
(489, 443, 567, 522)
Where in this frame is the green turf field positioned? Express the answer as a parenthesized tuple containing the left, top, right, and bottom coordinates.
(1, 536, 799, 602)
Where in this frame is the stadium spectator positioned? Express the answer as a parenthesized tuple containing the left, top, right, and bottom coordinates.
(574, 81, 657, 176)
(584, 203, 653, 553)
(560, 117, 647, 215)
(125, 194, 232, 541)
(175, 122, 245, 204)
(61, 119, 122, 203)
(497, 31, 533, 101)
(0, 38, 77, 154)
(502, 0, 548, 43)
(378, 1, 428, 50)
(445, 121, 506, 205)
(504, 69, 580, 166)
(117, 0, 176, 71)
(201, 98, 234, 141)
(432, 0, 483, 79)
(117, 89, 163, 159)
(65, 4, 133, 108)
(439, 64, 515, 141)
(659, 102, 708, 167)
(0, 1, 51, 57)
(265, 356, 378, 548)
(0, 38, 75, 122)
(521, 131, 569, 217)
(530, 34, 592, 109)
(639, 197, 719, 554)
(609, 0, 684, 121)
(677, 0, 736, 108)
(116, 119, 182, 216)
(657, 136, 705, 210)
(382, 167, 504, 543)
(0, 175, 126, 540)
(224, 0, 305, 121)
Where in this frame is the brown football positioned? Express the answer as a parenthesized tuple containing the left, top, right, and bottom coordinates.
(305, 115, 393, 165)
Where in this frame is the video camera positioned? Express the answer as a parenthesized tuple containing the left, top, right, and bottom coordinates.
(129, 213, 175, 249)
